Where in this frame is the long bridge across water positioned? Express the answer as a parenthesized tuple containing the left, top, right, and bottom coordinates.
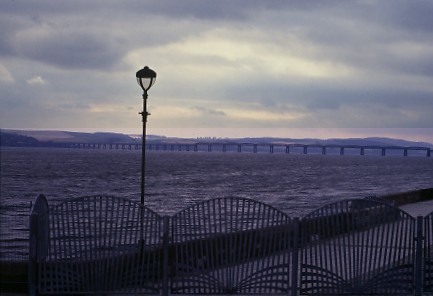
(67, 142, 432, 157)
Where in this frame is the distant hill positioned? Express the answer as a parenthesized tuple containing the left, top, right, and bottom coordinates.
(1, 129, 138, 147)
(1, 129, 432, 148)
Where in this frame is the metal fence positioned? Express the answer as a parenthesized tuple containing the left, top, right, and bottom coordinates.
(425, 212, 433, 293)
(300, 199, 416, 295)
(29, 195, 433, 295)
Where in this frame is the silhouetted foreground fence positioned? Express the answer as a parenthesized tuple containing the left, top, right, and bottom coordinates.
(29, 195, 433, 295)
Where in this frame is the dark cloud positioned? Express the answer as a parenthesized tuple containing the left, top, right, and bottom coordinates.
(383, 0, 433, 33)
(14, 31, 124, 70)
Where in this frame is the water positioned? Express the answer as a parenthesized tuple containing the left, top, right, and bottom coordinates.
(1, 147, 433, 260)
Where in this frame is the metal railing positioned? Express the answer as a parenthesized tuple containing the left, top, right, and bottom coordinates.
(29, 195, 433, 295)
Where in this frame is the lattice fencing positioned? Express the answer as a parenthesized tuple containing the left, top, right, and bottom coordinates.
(30, 195, 165, 295)
(300, 199, 416, 295)
(29, 195, 433, 296)
(170, 197, 298, 294)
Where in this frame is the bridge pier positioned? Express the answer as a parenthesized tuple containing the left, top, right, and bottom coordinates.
(68, 142, 432, 158)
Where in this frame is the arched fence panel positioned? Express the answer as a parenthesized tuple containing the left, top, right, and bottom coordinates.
(35, 195, 164, 295)
(300, 199, 416, 295)
(29, 195, 433, 295)
(425, 211, 433, 294)
(170, 197, 297, 294)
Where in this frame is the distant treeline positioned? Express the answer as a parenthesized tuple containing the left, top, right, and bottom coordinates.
(0, 132, 40, 147)
(0, 131, 139, 147)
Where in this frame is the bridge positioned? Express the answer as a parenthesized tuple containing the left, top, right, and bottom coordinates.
(67, 142, 432, 157)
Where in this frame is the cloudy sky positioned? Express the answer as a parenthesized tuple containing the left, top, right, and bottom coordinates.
(1, 0, 433, 142)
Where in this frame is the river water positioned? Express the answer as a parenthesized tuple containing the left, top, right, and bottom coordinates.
(1, 147, 433, 260)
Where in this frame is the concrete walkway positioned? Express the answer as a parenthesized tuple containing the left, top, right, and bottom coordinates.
(400, 199, 433, 217)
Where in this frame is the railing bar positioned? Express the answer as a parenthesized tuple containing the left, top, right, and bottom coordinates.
(340, 204, 348, 287)
(391, 213, 401, 270)
(77, 201, 86, 292)
(267, 208, 277, 292)
(245, 200, 256, 292)
(318, 206, 326, 287)
(112, 199, 121, 290)
(291, 217, 299, 296)
(223, 198, 229, 290)
(355, 203, 362, 281)
(112, 200, 124, 288)
(95, 197, 101, 291)
(216, 198, 223, 289)
(228, 198, 234, 289)
(206, 200, 215, 277)
(238, 198, 247, 289)
(400, 216, 412, 284)
(363, 213, 373, 285)
(253, 201, 262, 287)
(382, 213, 392, 282)
(325, 204, 333, 281)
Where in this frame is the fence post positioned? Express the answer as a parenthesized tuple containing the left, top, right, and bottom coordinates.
(415, 216, 423, 296)
(28, 194, 49, 296)
(29, 212, 38, 296)
(291, 217, 299, 296)
(162, 216, 170, 296)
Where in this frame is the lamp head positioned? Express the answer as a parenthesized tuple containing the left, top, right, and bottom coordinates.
(136, 66, 157, 92)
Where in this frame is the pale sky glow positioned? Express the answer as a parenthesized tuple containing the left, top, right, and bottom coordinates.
(1, 1, 433, 143)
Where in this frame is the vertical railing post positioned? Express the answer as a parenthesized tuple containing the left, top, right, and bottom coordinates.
(162, 216, 170, 296)
(28, 194, 49, 296)
(29, 212, 38, 296)
(415, 216, 424, 296)
(291, 217, 300, 296)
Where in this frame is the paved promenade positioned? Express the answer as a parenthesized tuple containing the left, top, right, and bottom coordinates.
(400, 199, 433, 217)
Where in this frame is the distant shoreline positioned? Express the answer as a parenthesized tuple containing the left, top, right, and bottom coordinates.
(2, 128, 433, 148)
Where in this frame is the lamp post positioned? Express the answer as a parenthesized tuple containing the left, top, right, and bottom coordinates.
(136, 66, 157, 206)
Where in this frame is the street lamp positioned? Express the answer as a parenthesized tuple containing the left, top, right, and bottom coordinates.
(136, 66, 156, 206)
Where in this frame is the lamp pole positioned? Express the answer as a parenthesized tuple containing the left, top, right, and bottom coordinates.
(136, 66, 156, 206)
(140, 90, 148, 206)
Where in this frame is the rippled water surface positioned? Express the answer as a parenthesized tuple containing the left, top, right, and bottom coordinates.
(1, 147, 433, 259)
